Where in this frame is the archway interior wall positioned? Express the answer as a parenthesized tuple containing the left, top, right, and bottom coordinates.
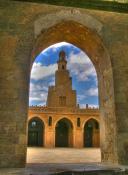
(32, 20, 117, 163)
(34, 10, 103, 38)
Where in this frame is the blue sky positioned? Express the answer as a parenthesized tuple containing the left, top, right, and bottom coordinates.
(29, 42, 99, 108)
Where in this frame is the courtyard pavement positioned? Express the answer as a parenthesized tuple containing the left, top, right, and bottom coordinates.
(27, 147, 101, 163)
(0, 148, 127, 175)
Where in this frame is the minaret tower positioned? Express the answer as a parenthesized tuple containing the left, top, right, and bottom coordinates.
(47, 51, 77, 108)
(55, 51, 71, 89)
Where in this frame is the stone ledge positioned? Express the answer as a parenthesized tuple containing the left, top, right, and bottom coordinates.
(13, 0, 128, 13)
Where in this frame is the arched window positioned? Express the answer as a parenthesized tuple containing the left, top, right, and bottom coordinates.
(62, 65, 65, 69)
(48, 116, 52, 126)
(77, 118, 80, 127)
(31, 121, 37, 127)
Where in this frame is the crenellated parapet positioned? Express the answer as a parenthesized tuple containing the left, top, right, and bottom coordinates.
(29, 105, 99, 114)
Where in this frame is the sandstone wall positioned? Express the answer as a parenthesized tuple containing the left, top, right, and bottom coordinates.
(0, 0, 128, 167)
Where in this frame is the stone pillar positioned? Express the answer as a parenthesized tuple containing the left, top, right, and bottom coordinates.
(0, 33, 32, 167)
(74, 128, 83, 148)
(0, 4, 34, 166)
(93, 129, 100, 147)
(45, 127, 55, 147)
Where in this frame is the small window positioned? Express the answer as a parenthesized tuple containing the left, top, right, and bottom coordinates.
(77, 118, 80, 127)
(62, 65, 65, 69)
(31, 121, 36, 127)
(48, 116, 52, 126)
(59, 96, 66, 106)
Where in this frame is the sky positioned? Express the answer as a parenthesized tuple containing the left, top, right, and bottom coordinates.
(29, 42, 99, 108)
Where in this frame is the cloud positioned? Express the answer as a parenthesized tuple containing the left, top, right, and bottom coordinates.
(41, 42, 72, 54)
(29, 89, 47, 105)
(29, 80, 55, 106)
(77, 87, 98, 101)
(78, 94, 86, 101)
(85, 87, 98, 96)
(67, 51, 96, 82)
(30, 82, 48, 92)
(31, 62, 57, 80)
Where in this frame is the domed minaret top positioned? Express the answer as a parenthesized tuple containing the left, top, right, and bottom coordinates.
(59, 50, 66, 60)
(57, 51, 67, 70)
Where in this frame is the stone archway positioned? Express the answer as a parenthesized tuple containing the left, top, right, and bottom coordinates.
(28, 117, 44, 147)
(55, 118, 73, 147)
(31, 20, 117, 163)
(84, 119, 100, 148)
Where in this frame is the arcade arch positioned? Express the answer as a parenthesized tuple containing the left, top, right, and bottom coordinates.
(28, 117, 44, 147)
(31, 20, 117, 163)
(84, 118, 100, 148)
(55, 118, 73, 147)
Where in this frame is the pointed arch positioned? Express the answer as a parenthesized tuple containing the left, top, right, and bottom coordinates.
(55, 117, 73, 147)
(28, 117, 45, 147)
(84, 118, 100, 148)
(31, 19, 117, 163)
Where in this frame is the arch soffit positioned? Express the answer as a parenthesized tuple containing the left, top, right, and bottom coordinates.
(34, 9, 103, 38)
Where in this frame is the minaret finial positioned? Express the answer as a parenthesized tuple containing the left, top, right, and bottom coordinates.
(59, 50, 66, 61)
(57, 51, 67, 70)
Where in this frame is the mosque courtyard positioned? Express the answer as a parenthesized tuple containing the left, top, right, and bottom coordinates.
(27, 148, 101, 164)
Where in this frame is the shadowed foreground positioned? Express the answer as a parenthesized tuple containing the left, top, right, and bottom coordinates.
(0, 149, 127, 175)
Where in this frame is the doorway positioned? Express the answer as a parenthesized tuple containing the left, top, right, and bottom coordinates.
(55, 118, 73, 147)
(28, 117, 44, 147)
(84, 119, 100, 147)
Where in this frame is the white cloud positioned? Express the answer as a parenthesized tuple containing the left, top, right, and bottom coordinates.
(29, 82, 51, 106)
(85, 87, 98, 96)
(77, 87, 98, 103)
(30, 82, 48, 92)
(68, 51, 90, 64)
(41, 42, 71, 54)
(31, 62, 57, 80)
(67, 51, 96, 82)
(78, 94, 86, 101)
(29, 90, 47, 104)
